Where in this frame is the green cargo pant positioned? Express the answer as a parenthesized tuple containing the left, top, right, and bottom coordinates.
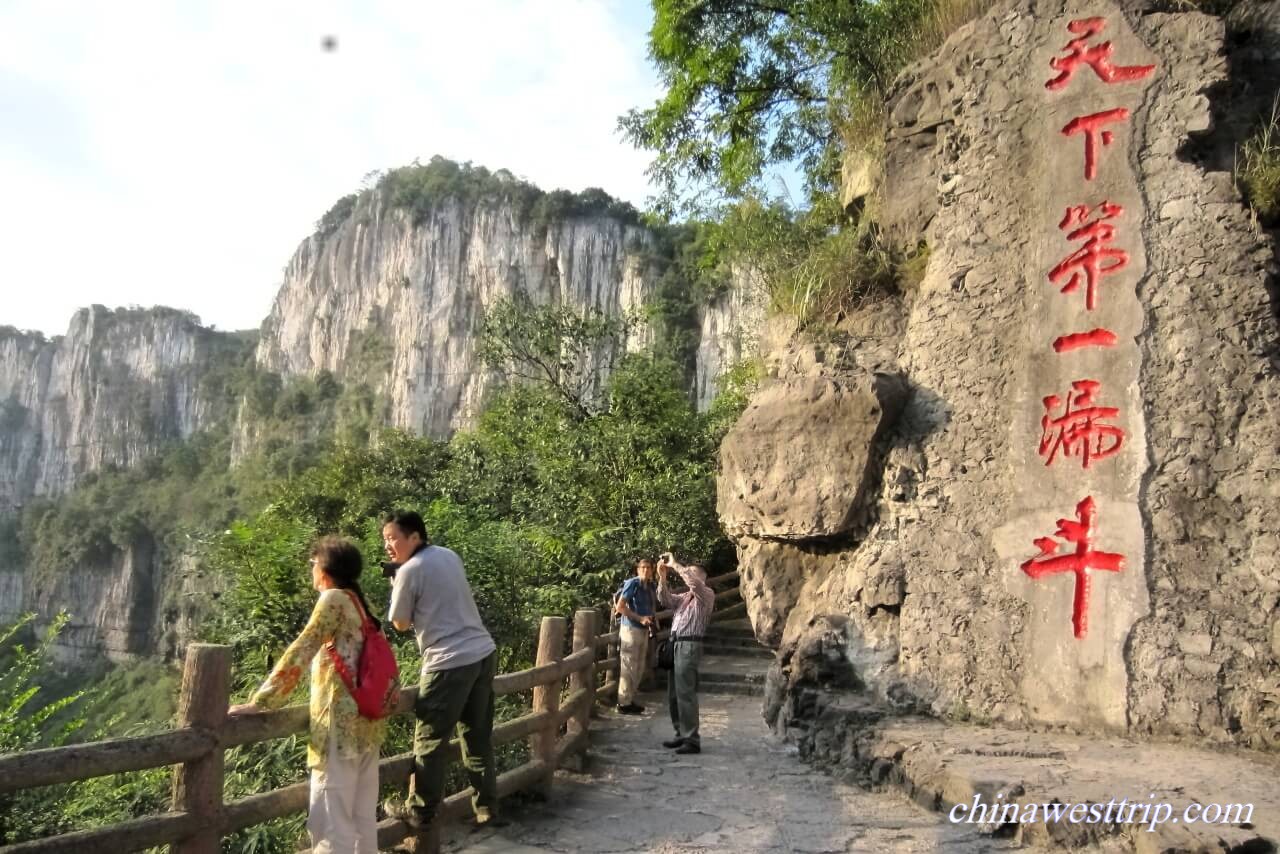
(408, 651, 498, 819)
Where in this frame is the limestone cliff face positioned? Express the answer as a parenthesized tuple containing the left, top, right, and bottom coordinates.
(0, 307, 250, 514)
(0, 307, 250, 658)
(254, 190, 761, 436)
(730, 0, 1280, 751)
(693, 270, 768, 410)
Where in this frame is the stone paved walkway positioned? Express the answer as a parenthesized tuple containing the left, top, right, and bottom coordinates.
(446, 690, 1017, 853)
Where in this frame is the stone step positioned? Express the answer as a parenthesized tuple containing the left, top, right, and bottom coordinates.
(706, 627, 752, 640)
(699, 655, 769, 685)
(653, 673, 766, 697)
(702, 629, 767, 647)
(705, 618, 756, 639)
(701, 641, 774, 660)
(700, 680, 763, 697)
(710, 601, 748, 622)
(706, 570, 740, 590)
(701, 669, 768, 687)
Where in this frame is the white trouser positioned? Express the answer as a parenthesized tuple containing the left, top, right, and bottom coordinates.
(308, 737, 380, 854)
(619, 624, 649, 706)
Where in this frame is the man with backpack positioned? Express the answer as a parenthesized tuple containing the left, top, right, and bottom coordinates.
(614, 557, 657, 714)
(381, 509, 501, 829)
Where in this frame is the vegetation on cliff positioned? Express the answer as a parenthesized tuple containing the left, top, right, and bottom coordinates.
(314, 156, 645, 236)
(620, 0, 991, 209)
(616, 0, 978, 331)
(1239, 97, 1280, 226)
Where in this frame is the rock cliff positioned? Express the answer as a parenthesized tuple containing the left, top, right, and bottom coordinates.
(253, 187, 762, 440)
(0, 307, 250, 515)
(0, 307, 250, 658)
(726, 0, 1280, 752)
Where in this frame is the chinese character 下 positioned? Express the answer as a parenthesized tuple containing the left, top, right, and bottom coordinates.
(1062, 108, 1130, 181)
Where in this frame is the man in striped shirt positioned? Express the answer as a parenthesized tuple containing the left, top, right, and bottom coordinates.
(656, 553, 715, 754)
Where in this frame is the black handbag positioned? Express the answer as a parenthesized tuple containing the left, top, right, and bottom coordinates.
(656, 637, 675, 670)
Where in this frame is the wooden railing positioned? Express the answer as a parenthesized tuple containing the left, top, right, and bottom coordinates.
(0, 608, 617, 854)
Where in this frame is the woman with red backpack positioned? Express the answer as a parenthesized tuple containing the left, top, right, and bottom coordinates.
(229, 536, 396, 854)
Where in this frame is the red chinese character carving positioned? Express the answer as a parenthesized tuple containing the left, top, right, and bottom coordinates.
(1021, 496, 1125, 638)
(1039, 379, 1124, 468)
(1046, 18, 1156, 91)
(1049, 201, 1128, 311)
(1062, 108, 1129, 180)
(1053, 328, 1118, 353)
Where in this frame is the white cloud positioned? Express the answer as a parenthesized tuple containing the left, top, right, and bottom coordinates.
(0, 0, 661, 336)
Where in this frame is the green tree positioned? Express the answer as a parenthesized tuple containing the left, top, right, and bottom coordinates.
(620, 0, 934, 209)
(478, 294, 639, 417)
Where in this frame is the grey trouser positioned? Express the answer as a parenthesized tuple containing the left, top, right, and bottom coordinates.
(666, 639, 702, 747)
(409, 652, 498, 819)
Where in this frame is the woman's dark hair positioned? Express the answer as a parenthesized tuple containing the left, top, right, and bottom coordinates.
(311, 536, 381, 631)
(382, 509, 428, 542)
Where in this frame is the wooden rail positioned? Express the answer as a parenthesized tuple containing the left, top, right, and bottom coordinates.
(0, 607, 618, 854)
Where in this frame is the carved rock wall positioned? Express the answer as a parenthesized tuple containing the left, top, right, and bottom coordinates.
(738, 0, 1280, 750)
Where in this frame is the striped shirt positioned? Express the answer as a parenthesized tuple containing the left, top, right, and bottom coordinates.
(658, 562, 715, 638)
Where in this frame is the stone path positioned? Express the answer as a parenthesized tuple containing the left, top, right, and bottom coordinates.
(446, 690, 1015, 854)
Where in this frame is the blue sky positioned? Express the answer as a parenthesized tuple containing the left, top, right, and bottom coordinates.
(0, 0, 666, 336)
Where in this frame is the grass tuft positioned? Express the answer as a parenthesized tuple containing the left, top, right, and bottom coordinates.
(1237, 96, 1280, 226)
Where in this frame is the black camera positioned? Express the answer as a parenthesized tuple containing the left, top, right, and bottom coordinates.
(380, 560, 401, 579)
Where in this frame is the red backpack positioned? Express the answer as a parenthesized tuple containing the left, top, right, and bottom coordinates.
(326, 590, 401, 719)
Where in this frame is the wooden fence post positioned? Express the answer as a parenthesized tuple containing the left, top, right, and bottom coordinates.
(568, 609, 598, 742)
(561, 608, 598, 771)
(171, 643, 230, 854)
(604, 604, 620, 706)
(530, 616, 565, 794)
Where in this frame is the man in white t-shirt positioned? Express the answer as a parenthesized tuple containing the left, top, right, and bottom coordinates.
(381, 509, 500, 829)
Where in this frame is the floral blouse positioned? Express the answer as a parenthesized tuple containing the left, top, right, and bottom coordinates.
(251, 588, 385, 769)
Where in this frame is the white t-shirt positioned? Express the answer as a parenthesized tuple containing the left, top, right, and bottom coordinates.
(388, 545, 496, 673)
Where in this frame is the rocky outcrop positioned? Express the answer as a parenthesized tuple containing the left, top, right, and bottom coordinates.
(0, 307, 249, 659)
(256, 193, 650, 437)
(736, 0, 1280, 752)
(718, 367, 906, 541)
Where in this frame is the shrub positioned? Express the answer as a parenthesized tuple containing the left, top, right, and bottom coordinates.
(1238, 96, 1280, 225)
(315, 193, 358, 238)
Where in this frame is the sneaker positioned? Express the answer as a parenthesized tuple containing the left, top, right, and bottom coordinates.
(674, 742, 701, 755)
(617, 703, 645, 715)
(662, 737, 685, 748)
(383, 798, 432, 829)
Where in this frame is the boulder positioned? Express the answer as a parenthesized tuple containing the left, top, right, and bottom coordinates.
(717, 370, 907, 540)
